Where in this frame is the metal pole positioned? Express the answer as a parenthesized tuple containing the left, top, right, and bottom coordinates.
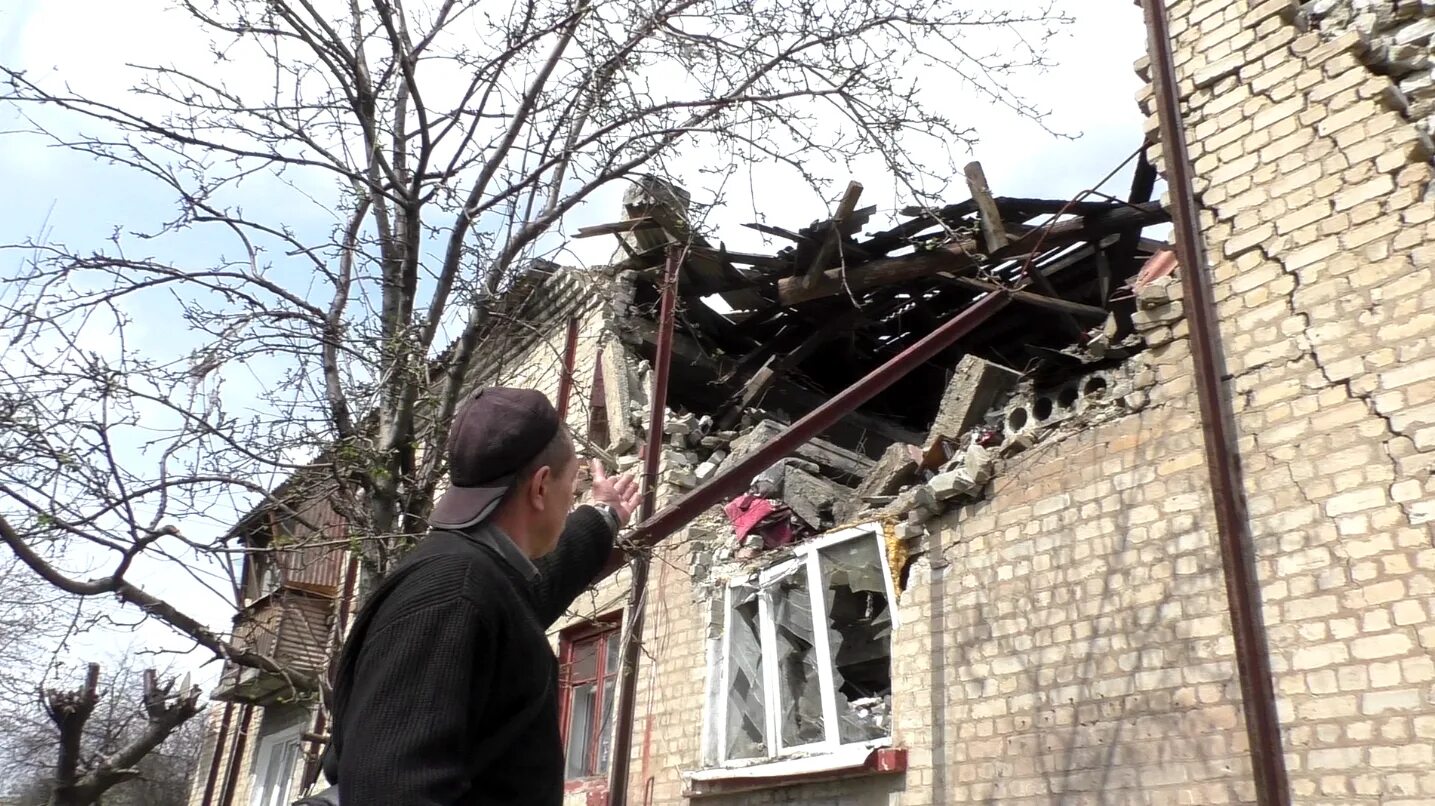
(607, 245, 681, 805)
(1140, 1, 1291, 803)
(626, 288, 1010, 549)
(556, 316, 582, 419)
(216, 704, 254, 806)
(199, 703, 235, 806)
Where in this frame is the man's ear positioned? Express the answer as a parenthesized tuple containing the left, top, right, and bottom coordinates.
(528, 465, 552, 511)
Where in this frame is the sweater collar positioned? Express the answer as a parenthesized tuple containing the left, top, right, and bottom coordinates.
(466, 523, 540, 582)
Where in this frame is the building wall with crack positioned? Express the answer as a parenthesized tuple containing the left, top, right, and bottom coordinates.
(569, 275, 1258, 806)
(576, 2, 1435, 804)
(1135, 0, 1435, 802)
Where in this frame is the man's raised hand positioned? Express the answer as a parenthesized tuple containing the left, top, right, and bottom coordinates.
(587, 459, 641, 528)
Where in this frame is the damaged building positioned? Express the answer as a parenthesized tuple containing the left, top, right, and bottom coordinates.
(189, 0, 1435, 804)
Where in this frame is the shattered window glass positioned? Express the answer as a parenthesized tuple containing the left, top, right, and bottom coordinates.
(768, 567, 825, 749)
(725, 584, 766, 760)
(715, 529, 894, 765)
(817, 538, 893, 743)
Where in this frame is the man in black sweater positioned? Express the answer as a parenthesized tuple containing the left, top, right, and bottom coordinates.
(323, 387, 639, 805)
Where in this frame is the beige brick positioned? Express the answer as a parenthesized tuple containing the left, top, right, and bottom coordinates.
(1362, 688, 1424, 715)
(1351, 633, 1415, 660)
(1381, 357, 1435, 390)
(1325, 487, 1388, 516)
(1333, 175, 1396, 211)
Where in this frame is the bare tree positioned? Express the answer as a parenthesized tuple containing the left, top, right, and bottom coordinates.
(0, 0, 1065, 799)
(2, 657, 204, 806)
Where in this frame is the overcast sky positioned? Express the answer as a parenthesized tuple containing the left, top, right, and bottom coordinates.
(0, 0, 1153, 689)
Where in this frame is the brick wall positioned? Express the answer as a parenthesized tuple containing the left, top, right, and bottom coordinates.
(186, 705, 264, 806)
(1141, 0, 1435, 801)
(581, 2, 1435, 804)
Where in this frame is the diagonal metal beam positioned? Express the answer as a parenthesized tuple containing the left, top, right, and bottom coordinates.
(621, 289, 1011, 552)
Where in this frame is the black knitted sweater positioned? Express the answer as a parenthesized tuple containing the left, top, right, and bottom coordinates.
(325, 506, 614, 805)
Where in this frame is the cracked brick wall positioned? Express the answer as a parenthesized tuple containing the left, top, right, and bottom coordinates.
(481, 3, 1435, 803)
(1136, 0, 1435, 802)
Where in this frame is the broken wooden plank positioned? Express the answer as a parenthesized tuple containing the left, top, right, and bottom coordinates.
(898, 198, 1119, 219)
(964, 162, 1008, 253)
(1137, 236, 1172, 254)
(996, 201, 1168, 260)
(943, 276, 1109, 320)
(779, 240, 980, 305)
(717, 307, 865, 428)
(799, 181, 865, 288)
(689, 246, 789, 271)
(792, 202, 1170, 305)
(575, 217, 661, 238)
(743, 222, 809, 243)
(1023, 263, 1085, 337)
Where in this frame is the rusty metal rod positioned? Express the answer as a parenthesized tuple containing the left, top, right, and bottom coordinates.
(199, 702, 235, 805)
(624, 288, 1010, 550)
(556, 316, 581, 419)
(607, 245, 680, 805)
(216, 704, 254, 806)
(1140, 1, 1291, 803)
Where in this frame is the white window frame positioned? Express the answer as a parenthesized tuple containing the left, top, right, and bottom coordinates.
(712, 523, 898, 767)
(249, 723, 304, 806)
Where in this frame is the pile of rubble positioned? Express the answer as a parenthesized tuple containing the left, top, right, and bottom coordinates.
(1300, 0, 1435, 138)
(640, 272, 1186, 573)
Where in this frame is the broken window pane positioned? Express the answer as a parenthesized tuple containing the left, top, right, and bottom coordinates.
(596, 676, 616, 775)
(565, 681, 596, 778)
(725, 584, 766, 760)
(768, 567, 826, 749)
(817, 537, 893, 744)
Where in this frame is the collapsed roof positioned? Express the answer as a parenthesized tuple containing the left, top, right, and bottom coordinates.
(585, 161, 1171, 460)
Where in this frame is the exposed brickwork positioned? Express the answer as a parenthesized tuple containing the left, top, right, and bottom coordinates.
(583, 1, 1435, 803)
(1139, 0, 1435, 801)
(195, 2, 1435, 802)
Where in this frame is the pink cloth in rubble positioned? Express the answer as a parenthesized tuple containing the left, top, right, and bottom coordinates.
(723, 495, 794, 549)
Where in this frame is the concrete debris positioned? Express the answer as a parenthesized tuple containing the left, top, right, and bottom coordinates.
(840, 442, 919, 521)
(962, 441, 995, 484)
(665, 468, 698, 488)
(925, 356, 1022, 456)
(781, 464, 848, 532)
(1086, 329, 1112, 359)
(929, 468, 977, 500)
(665, 413, 696, 435)
(1001, 432, 1037, 457)
(1132, 301, 1185, 330)
(720, 419, 874, 482)
(752, 460, 786, 497)
(1135, 282, 1171, 309)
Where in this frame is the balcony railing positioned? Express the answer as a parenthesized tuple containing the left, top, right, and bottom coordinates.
(211, 587, 337, 705)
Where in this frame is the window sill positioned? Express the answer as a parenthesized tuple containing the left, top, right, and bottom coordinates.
(563, 776, 608, 806)
(682, 746, 906, 798)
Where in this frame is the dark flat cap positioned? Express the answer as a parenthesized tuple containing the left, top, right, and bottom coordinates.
(429, 387, 561, 529)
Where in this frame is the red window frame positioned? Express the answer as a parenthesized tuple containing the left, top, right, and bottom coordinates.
(587, 348, 610, 450)
(558, 614, 622, 791)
